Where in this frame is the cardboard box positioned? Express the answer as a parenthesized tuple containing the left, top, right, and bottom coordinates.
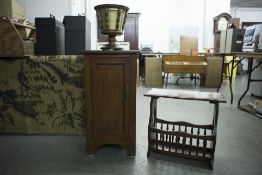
(144, 57, 162, 87)
(180, 35, 198, 56)
(230, 18, 240, 28)
(205, 56, 223, 88)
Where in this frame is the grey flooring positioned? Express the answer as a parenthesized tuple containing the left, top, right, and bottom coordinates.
(1, 75, 262, 175)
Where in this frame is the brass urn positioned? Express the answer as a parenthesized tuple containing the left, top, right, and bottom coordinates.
(95, 4, 129, 50)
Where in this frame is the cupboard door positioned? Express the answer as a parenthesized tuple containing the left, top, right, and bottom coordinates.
(124, 13, 140, 50)
(91, 57, 131, 140)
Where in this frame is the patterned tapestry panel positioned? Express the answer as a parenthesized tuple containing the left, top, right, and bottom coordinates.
(0, 55, 86, 135)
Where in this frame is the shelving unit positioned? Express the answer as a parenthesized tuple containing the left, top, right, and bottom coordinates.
(0, 16, 35, 57)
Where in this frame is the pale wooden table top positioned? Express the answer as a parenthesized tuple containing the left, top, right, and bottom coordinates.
(144, 88, 227, 103)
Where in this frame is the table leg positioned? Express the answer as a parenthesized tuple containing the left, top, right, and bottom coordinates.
(163, 73, 166, 85)
(165, 73, 169, 87)
(229, 55, 235, 104)
(147, 97, 158, 157)
(209, 160, 214, 170)
(210, 102, 219, 170)
(217, 55, 225, 92)
(194, 73, 197, 86)
(238, 58, 253, 107)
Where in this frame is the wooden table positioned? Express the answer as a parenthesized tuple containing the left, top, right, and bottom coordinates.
(162, 55, 207, 87)
(217, 53, 262, 115)
(144, 88, 226, 169)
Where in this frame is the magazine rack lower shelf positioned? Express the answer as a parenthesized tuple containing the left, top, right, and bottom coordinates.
(144, 89, 226, 169)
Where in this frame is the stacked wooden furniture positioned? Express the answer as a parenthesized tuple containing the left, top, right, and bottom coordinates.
(205, 56, 223, 88)
(0, 16, 35, 57)
(144, 88, 226, 169)
(144, 56, 163, 87)
(83, 51, 139, 156)
(162, 55, 207, 87)
(180, 35, 198, 56)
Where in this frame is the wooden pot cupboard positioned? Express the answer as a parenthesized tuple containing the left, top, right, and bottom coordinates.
(83, 50, 139, 156)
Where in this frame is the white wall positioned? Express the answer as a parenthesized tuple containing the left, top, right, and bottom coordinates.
(17, 0, 71, 22)
(16, 0, 232, 52)
(85, 0, 91, 21)
(89, 0, 230, 51)
(17, 0, 231, 51)
(231, 7, 262, 24)
(204, 0, 230, 49)
(17, 0, 85, 23)
(71, 0, 85, 16)
(90, 0, 206, 51)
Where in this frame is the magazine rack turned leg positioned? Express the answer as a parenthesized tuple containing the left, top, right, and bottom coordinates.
(147, 97, 158, 157)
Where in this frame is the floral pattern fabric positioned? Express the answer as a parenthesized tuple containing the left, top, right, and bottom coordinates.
(0, 55, 85, 135)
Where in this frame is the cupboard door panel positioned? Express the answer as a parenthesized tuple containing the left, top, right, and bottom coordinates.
(93, 64, 127, 131)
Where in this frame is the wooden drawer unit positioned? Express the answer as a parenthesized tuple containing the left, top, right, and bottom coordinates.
(83, 51, 138, 156)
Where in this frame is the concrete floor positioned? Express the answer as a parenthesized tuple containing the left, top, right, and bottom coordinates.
(1, 75, 262, 175)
